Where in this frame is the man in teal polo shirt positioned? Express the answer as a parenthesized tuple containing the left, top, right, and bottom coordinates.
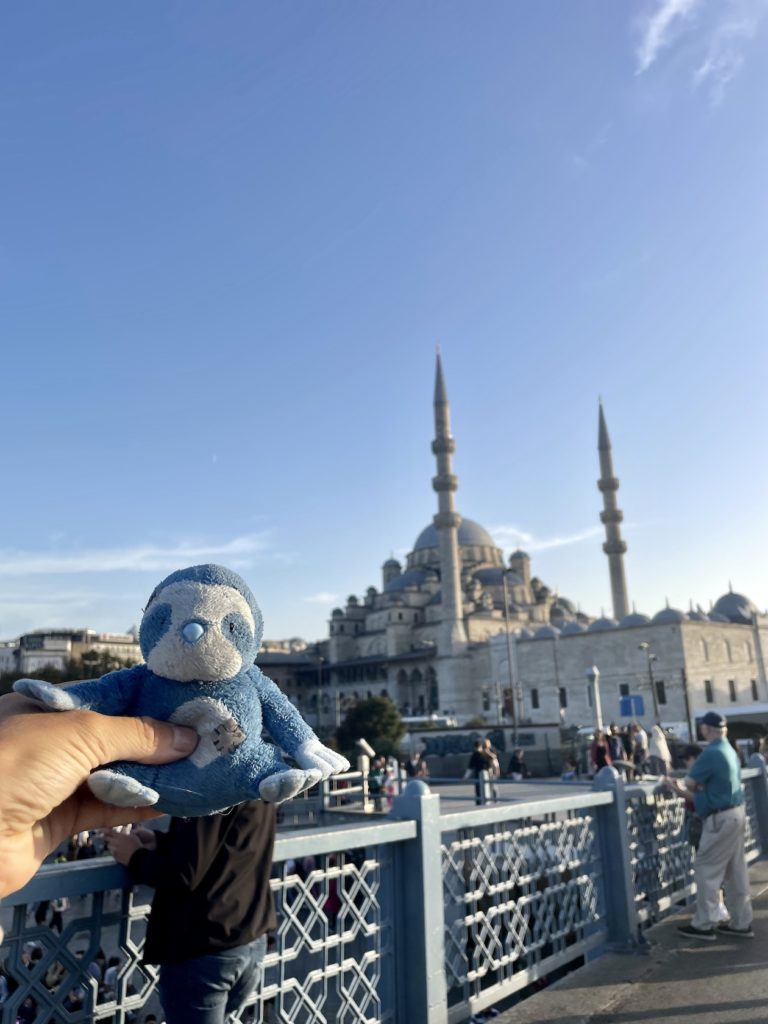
(666, 711, 753, 941)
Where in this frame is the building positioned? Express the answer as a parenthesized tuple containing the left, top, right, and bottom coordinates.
(12, 628, 142, 675)
(315, 355, 768, 734)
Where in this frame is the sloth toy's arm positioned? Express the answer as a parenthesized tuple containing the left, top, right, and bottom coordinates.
(13, 666, 146, 715)
(250, 667, 350, 779)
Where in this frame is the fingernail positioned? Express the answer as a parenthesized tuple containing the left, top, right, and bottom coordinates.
(172, 725, 198, 753)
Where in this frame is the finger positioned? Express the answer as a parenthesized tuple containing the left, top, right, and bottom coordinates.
(83, 714, 198, 768)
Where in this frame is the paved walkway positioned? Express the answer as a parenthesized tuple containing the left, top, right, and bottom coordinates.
(494, 858, 768, 1024)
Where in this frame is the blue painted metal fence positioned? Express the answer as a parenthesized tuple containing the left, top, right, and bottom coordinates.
(1, 757, 766, 1024)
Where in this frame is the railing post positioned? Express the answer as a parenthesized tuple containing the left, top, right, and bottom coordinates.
(592, 766, 642, 950)
(747, 753, 768, 853)
(320, 776, 332, 812)
(387, 779, 448, 1023)
(478, 768, 490, 805)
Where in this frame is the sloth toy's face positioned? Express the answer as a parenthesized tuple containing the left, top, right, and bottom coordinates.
(140, 580, 258, 682)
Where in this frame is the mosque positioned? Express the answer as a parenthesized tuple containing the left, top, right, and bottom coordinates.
(300, 355, 768, 733)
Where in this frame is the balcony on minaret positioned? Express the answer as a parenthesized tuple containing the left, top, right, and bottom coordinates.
(600, 509, 624, 524)
(431, 436, 456, 455)
(597, 476, 620, 492)
(603, 539, 627, 555)
(432, 474, 459, 492)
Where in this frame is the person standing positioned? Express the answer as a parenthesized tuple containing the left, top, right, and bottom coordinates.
(666, 711, 753, 941)
(648, 724, 672, 776)
(631, 723, 649, 774)
(106, 801, 276, 1023)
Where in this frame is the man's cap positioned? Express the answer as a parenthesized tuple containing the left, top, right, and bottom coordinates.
(701, 711, 727, 728)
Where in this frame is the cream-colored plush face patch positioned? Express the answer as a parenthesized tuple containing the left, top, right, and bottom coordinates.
(146, 581, 255, 682)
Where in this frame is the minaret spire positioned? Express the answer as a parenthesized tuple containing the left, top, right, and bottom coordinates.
(432, 353, 467, 655)
(597, 401, 629, 621)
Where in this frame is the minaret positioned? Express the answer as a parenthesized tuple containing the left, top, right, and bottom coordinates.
(432, 353, 468, 653)
(597, 401, 629, 621)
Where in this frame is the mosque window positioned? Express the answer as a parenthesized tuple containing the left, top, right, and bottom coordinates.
(655, 680, 667, 705)
(704, 679, 713, 703)
(558, 687, 567, 709)
(728, 679, 737, 702)
(751, 679, 759, 701)
(619, 683, 630, 698)
(531, 688, 540, 710)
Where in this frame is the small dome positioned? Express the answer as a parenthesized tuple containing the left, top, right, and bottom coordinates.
(383, 568, 429, 594)
(712, 591, 759, 626)
(473, 567, 523, 587)
(534, 624, 561, 639)
(651, 606, 686, 625)
(383, 558, 401, 569)
(588, 616, 618, 632)
(619, 611, 651, 628)
(551, 601, 574, 621)
(413, 518, 497, 552)
(560, 620, 586, 636)
(517, 628, 533, 639)
(686, 609, 709, 622)
(331, 608, 344, 618)
(510, 549, 530, 560)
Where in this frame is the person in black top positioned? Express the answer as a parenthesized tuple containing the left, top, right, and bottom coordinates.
(105, 801, 276, 1024)
(506, 749, 531, 779)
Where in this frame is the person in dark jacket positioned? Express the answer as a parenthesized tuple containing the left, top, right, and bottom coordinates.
(105, 801, 276, 1024)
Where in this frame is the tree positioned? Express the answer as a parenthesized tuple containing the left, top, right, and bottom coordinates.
(335, 696, 405, 760)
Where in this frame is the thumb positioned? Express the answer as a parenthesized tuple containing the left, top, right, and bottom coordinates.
(85, 713, 198, 767)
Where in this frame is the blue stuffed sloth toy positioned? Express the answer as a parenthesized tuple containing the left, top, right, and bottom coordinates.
(14, 563, 350, 816)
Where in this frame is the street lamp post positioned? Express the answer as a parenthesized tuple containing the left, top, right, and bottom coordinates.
(501, 570, 519, 747)
(585, 665, 603, 734)
(638, 641, 661, 723)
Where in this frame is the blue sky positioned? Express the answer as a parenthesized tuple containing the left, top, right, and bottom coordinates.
(1, 0, 766, 643)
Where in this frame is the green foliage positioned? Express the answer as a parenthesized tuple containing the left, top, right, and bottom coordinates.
(335, 696, 405, 759)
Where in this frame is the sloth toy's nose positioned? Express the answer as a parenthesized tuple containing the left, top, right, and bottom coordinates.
(182, 621, 206, 644)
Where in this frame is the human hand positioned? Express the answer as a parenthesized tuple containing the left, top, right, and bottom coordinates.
(0, 693, 197, 898)
(103, 826, 157, 865)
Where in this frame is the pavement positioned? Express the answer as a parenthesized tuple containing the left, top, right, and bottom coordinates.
(491, 858, 768, 1024)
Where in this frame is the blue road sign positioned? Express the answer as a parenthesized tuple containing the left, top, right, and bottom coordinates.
(619, 694, 645, 718)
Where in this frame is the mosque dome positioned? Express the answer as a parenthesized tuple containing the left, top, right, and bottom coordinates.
(708, 611, 729, 623)
(383, 568, 429, 594)
(473, 567, 523, 587)
(686, 608, 709, 622)
(712, 591, 759, 625)
(413, 518, 496, 552)
(534, 624, 561, 640)
(619, 611, 651, 628)
(517, 628, 533, 639)
(651, 606, 686, 625)
(588, 616, 618, 632)
(560, 620, 586, 636)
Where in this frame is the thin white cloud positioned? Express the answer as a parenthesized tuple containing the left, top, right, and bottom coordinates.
(489, 524, 604, 553)
(635, 0, 767, 102)
(0, 533, 272, 577)
(693, 7, 765, 104)
(303, 592, 340, 604)
(636, 0, 704, 73)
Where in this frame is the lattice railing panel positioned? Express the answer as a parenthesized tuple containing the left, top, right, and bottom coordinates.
(441, 808, 606, 1013)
